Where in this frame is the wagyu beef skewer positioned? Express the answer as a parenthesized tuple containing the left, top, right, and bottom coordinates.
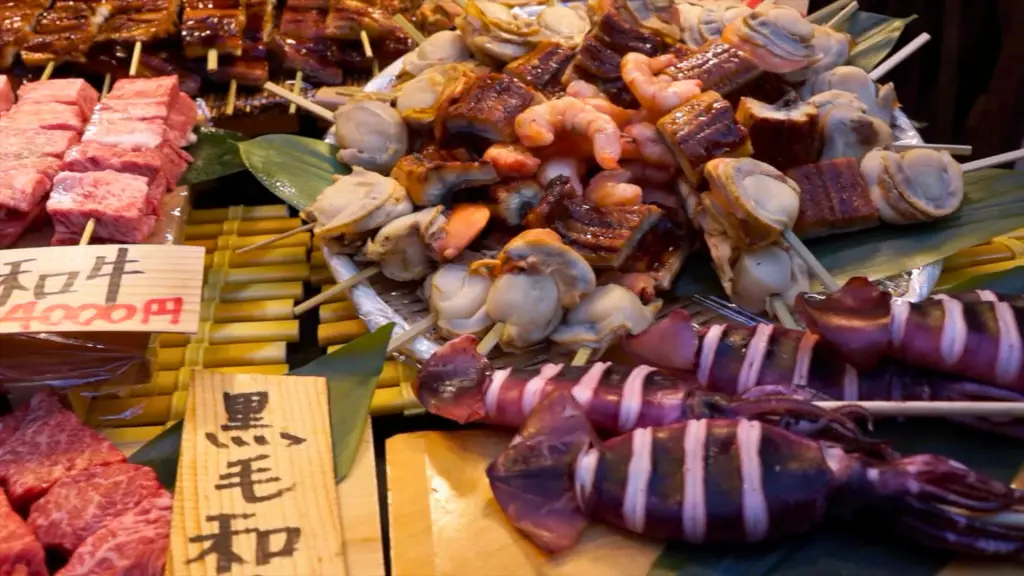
(412, 334, 876, 449)
(489, 391, 1024, 559)
(800, 277, 1024, 390)
(623, 309, 1024, 439)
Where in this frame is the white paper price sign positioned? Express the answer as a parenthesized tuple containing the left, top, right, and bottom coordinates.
(0, 244, 205, 334)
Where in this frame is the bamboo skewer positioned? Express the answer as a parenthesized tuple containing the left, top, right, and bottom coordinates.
(79, 219, 96, 246)
(816, 401, 1024, 418)
(571, 347, 593, 366)
(263, 80, 335, 121)
(289, 71, 303, 114)
(387, 313, 439, 354)
(360, 30, 379, 77)
(393, 14, 426, 45)
(869, 33, 931, 81)
(893, 142, 973, 156)
(129, 41, 143, 76)
(40, 61, 56, 80)
(768, 296, 799, 329)
(294, 265, 380, 316)
(962, 149, 1024, 172)
(226, 79, 238, 116)
(824, 1, 857, 29)
(782, 229, 840, 292)
(236, 223, 315, 254)
(100, 74, 112, 99)
(206, 48, 218, 72)
(476, 323, 504, 355)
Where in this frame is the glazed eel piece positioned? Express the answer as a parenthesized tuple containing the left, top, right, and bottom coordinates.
(623, 309, 1024, 438)
(798, 276, 1024, 391)
(489, 391, 1024, 559)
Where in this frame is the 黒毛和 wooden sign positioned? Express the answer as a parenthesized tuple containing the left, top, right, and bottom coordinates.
(0, 244, 204, 333)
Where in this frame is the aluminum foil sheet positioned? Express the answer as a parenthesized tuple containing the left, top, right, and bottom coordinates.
(324, 56, 944, 363)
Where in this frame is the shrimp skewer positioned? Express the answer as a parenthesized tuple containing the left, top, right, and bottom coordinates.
(621, 53, 703, 117)
(515, 97, 623, 170)
(621, 122, 677, 167)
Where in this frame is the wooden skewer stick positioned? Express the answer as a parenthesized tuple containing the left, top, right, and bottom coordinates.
(263, 81, 335, 122)
(869, 33, 931, 81)
(387, 313, 439, 354)
(816, 401, 1024, 417)
(40, 61, 56, 81)
(393, 14, 426, 45)
(79, 219, 96, 246)
(571, 347, 593, 366)
(476, 323, 504, 356)
(129, 41, 143, 76)
(294, 265, 381, 316)
(962, 148, 1024, 173)
(226, 79, 238, 117)
(289, 71, 303, 114)
(236, 223, 316, 254)
(892, 142, 973, 156)
(768, 296, 799, 329)
(206, 48, 218, 72)
(359, 30, 379, 77)
(781, 229, 840, 292)
(100, 74, 112, 99)
(824, 1, 857, 29)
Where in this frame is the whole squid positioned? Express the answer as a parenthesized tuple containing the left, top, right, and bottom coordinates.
(413, 335, 878, 450)
(798, 277, 1024, 391)
(489, 391, 1024, 559)
(622, 308, 1024, 438)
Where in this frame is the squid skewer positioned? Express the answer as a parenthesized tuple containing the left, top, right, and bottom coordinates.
(490, 391, 1024, 559)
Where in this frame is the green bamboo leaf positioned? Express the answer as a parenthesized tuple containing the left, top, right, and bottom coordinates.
(238, 134, 350, 210)
(847, 14, 918, 73)
(675, 170, 1024, 295)
(649, 420, 1024, 575)
(129, 323, 394, 489)
(179, 127, 248, 186)
(290, 323, 395, 481)
(942, 264, 1024, 295)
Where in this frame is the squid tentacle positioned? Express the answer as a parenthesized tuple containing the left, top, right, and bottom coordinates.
(887, 498, 1024, 558)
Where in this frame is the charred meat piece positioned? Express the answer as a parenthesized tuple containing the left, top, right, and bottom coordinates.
(1, 7, 46, 69)
(271, 37, 348, 84)
(325, 0, 407, 41)
(617, 216, 694, 291)
(442, 73, 537, 144)
(787, 158, 878, 238)
(524, 175, 663, 268)
(735, 97, 821, 172)
(661, 41, 790, 106)
(657, 91, 752, 188)
(19, 1, 105, 66)
(181, 2, 245, 59)
(592, 8, 665, 56)
(487, 179, 543, 226)
(504, 42, 575, 98)
(390, 146, 500, 207)
(96, 9, 181, 44)
(209, 57, 269, 86)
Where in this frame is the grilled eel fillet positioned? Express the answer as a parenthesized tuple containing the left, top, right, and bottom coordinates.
(524, 175, 663, 269)
(735, 97, 821, 172)
(442, 73, 537, 144)
(657, 91, 753, 188)
(786, 158, 879, 238)
(19, 1, 106, 66)
(504, 42, 575, 99)
(661, 41, 791, 107)
(181, 0, 245, 59)
(390, 146, 500, 207)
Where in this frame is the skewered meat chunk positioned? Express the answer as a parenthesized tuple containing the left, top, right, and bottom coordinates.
(787, 158, 878, 238)
(0, 75, 13, 113)
(442, 73, 538, 143)
(0, 490, 46, 576)
(0, 128, 81, 162)
(617, 216, 694, 291)
(19, 1, 106, 67)
(735, 97, 821, 172)
(524, 175, 663, 269)
(96, 8, 181, 44)
(1, 6, 46, 69)
(0, 102, 86, 132)
(47, 171, 158, 244)
(390, 146, 499, 207)
(487, 179, 543, 226)
(17, 79, 99, 117)
(415, 0, 464, 36)
(325, 0, 405, 41)
(861, 149, 964, 225)
(396, 62, 480, 127)
(656, 91, 752, 188)
(504, 41, 575, 98)
(181, 0, 245, 59)
(661, 41, 790, 107)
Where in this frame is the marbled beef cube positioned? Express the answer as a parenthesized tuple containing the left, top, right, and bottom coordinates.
(17, 78, 99, 117)
(47, 170, 156, 244)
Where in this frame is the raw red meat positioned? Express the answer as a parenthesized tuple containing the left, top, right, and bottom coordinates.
(0, 392, 125, 510)
(61, 141, 184, 192)
(17, 79, 99, 117)
(0, 75, 13, 114)
(0, 203, 47, 248)
(0, 168, 51, 212)
(47, 170, 156, 244)
(94, 98, 172, 122)
(0, 490, 47, 576)
(56, 490, 172, 576)
(82, 119, 172, 151)
(104, 76, 179, 104)
(1, 101, 86, 132)
(29, 462, 164, 554)
(0, 406, 27, 451)
(0, 127, 81, 161)
(3, 157, 62, 179)
(166, 91, 198, 146)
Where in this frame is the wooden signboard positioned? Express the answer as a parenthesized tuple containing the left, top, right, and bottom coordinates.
(0, 244, 204, 334)
(170, 371, 346, 575)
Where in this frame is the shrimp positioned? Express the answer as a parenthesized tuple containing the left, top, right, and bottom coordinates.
(620, 52, 703, 116)
(483, 143, 541, 178)
(567, 79, 649, 128)
(584, 170, 643, 207)
(565, 79, 605, 99)
(514, 97, 622, 170)
(620, 122, 676, 167)
(537, 157, 584, 194)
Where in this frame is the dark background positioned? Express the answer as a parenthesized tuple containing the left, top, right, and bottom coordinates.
(809, 0, 1024, 162)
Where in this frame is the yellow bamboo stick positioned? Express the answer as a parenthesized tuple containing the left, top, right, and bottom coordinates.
(207, 281, 305, 303)
(186, 232, 312, 252)
(158, 319, 300, 347)
(204, 246, 309, 269)
(206, 263, 311, 285)
(319, 300, 357, 323)
(936, 259, 1024, 293)
(185, 217, 304, 239)
(188, 205, 292, 224)
(318, 319, 369, 347)
(156, 341, 288, 371)
(317, 284, 349, 304)
(944, 243, 1018, 272)
(309, 267, 333, 286)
